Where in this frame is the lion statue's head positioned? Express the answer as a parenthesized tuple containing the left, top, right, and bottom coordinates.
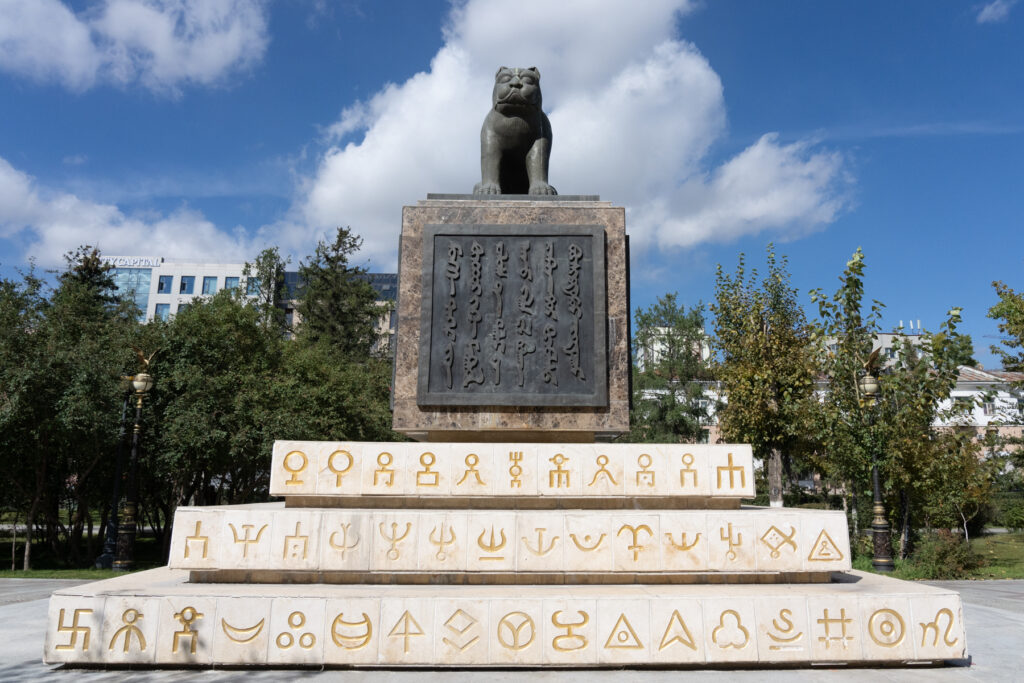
(492, 66, 542, 114)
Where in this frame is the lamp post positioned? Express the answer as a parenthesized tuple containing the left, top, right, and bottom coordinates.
(95, 376, 132, 569)
(113, 371, 153, 572)
(858, 370, 894, 573)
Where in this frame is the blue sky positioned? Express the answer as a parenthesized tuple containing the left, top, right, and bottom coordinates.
(0, 0, 1020, 367)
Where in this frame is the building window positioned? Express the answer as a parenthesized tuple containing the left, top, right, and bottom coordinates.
(202, 276, 217, 295)
(225, 276, 240, 290)
(155, 303, 170, 321)
(246, 277, 260, 295)
(983, 402, 996, 416)
(157, 275, 173, 293)
(180, 276, 195, 294)
(177, 303, 190, 314)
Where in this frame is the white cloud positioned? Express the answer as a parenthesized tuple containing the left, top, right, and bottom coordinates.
(0, 0, 269, 94)
(0, 157, 257, 267)
(288, 0, 851, 270)
(976, 0, 1017, 23)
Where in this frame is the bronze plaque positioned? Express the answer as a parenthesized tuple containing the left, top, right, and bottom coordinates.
(417, 224, 607, 407)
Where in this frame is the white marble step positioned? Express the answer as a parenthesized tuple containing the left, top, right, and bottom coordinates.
(269, 441, 755, 501)
(44, 567, 966, 667)
(168, 503, 849, 575)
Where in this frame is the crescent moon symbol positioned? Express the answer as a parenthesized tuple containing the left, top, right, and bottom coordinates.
(221, 617, 265, 644)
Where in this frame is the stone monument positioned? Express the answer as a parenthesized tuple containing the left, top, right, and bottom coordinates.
(44, 68, 967, 669)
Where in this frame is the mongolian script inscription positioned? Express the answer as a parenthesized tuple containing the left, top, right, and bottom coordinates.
(418, 224, 607, 407)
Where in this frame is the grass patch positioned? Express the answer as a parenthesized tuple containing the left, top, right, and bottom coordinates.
(0, 568, 124, 580)
(854, 531, 1024, 580)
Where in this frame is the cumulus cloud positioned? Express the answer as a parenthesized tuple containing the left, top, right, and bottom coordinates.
(288, 0, 851, 269)
(0, 0, 268, 94)
(0, 157, 257, 267)
(976, 0, 1017, 23)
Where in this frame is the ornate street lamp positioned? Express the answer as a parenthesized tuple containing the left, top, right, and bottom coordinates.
(858, 364, 894, 573)
(113, 365, 154, 572)
(95, 376, 132, 569)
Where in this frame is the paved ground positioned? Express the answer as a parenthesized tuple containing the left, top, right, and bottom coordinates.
(2, 578, 1022, 682)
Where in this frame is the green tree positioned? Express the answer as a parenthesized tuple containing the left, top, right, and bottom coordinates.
(813, 248, 980, 556)
(988, 281, 1024, 372)
(295, 227, 382, 357)
(710, 246, 819, 506)
(629, 293, 714, 443)
(243, 247, 289, 334)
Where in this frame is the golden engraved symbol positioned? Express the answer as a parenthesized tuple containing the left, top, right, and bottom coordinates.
(379, 521, 412, 560)
(569, 532, 606, 552)
(327, 449, 354, 487)
(374, 452, 395, 487)
(283, 450, 308, 486)
(184, 520, 209, 559)
(716, 452, 745, 489)
(388, 610, 424, 654)
(658, 610, 698, 651)
(522, 527, 559, 556)
(719, 522, 742, 561)
(332, 613, 372, 650)
(679, 453, 699, 487)
(636, 453, 655, 487)
(551, 610, 589, 652)
(617, 524, 654, 561)
(919, 608, 958, 647)
(711, 609, 750, 649)
(807, 530, 844, 562)
(416, 452, 439, 487)
(429, 522, 457, 561)
(816, 608, 854, 650)
(477, 525, 507, 561)
(508, 450, 524, 488)
(283, 522, 309, 560)
(108, 608, 146, 653)
(497, 612, 535, 651)
(276, 611, 316, 650)
(587, 454, 618, 487)
(55, 608, 92, 651)
(548, 453, 571, 488)
(442, 609, 480, 652)
(328, 522, 359, 559)
(221, 617, 265, 644)
(604, 613, 644, 650)
(868, 609, 905, 648)
(172, 606, 203, 655)
(229, 523, 268, 558)
(767, 609, 803, 651)
(456, 453, 487, 487)
(665, 531, 701, 552)
(760, 525, 797, 558)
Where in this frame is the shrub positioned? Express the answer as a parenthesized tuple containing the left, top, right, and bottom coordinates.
(907, 529, 983, 580)
(1004, 502, 1024, 531)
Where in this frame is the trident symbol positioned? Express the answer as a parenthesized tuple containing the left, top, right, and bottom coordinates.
(617, 524, 653, 562)
(665, 531, 701, 552)
(328, 522, 359, 559)
(477, 526, 507, 560)
(522, 527, 559, 556)
(379, 522, 412, 561)
(429, 522, 457, 561)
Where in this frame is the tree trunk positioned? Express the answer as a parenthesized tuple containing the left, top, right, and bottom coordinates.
(10, 512, 17, 571)
(899, 492, 911, 559)
(768, 448, 783, 507)
(850, 487, 859, 540)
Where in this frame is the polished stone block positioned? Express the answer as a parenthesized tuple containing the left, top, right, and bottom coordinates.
(43, 568, 968, 667)
(269, 441, 755, 501)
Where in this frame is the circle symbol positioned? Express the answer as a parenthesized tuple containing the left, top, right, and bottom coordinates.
(284, 450, 307, 474)
(377, 452, 393, 467)
(497, 612, 535, 651)
(638, 453, 652, 468)
(868, 609, 905, 647)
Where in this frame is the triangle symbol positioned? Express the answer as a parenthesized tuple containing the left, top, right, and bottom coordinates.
(659, 610, 698, 651)
(604, 613, 644, 650)
(807, 530, 845, 561)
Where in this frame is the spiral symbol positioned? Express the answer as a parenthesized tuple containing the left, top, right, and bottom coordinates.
(868, 608, 905, 647)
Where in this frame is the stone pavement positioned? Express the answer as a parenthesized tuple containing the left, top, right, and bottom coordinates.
(4, 578, 1022, 681)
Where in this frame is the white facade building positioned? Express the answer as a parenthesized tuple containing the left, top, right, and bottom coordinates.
(105, 256, 249, 321)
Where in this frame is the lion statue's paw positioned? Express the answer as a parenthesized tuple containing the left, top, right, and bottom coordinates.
(529, 183, 557, 196)
(473, 181, 502, 195)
